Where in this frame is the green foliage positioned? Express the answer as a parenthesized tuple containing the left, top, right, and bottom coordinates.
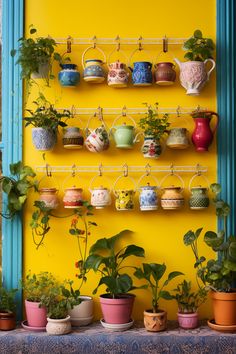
(40, 280, 81, 319)
(85, 230, 145, 298)
(0, 161, 37, 218)
(0, 287, 18, 313)
(138, 103, 170, 141)
(191, 110, 217, 119)
(183, 29, 215, 61)
(134, 263, 183, 313)
(170, 280, 207, 313)
(183, 183, 236, 292)
(21, 271, 56, 302)
(30, 200, 53, 250)
(70, 201, 97, 290)
(11, 25, 59, 86)
(24, 93, 71, 130)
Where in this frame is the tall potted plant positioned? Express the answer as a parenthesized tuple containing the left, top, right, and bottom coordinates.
(134, 263, 183, 332)
(85, 230, 145, 325)
(174, 29, 215, 95)
(183, 183, 236, 328)
(138, 103, 169, 159)
(24, 93, 71, 151)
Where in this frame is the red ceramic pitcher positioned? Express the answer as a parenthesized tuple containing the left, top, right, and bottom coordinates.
(191, 111, 219, 152)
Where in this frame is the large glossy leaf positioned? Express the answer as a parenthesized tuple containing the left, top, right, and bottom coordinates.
(16, 180, 30, 194)
(204, 231, 224, 248)
(10, 161, 22, 176)
(210, 183, 221, 194)
(159, 290, 173, 300)
(1, 178, 13, 194)
(224, 259, 236, 272)
(119, 245, 145, 260)
(84, 254, 104, 271)
(89, 230, 132, 253)
(133, 267, 145, 280)
(147, 263, 166, 282)
(96, 274, 133, 295)
(207, 259, 222, 271)
(162, 271, 184, 287)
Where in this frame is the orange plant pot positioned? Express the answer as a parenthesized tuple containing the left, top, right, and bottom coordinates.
(143, 309, 167, 332)
(210, 290, 236, 325)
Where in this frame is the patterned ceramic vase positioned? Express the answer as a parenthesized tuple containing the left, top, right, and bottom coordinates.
(112, 124, 136, 149)
(177, 312, 198, 329)
(114, 190, 135, 211)
(32, 128, 57, 151)
(58, 64, 80, 87)
(139, 185, 158, 211)
(130, 61, 153, 86)
(141, 136, 162, 158)
(85, 125, 109, 152)
(39, 188, 59, 209)
(107, 61, 129, 87)
(166, 128, 190, 149)
(154, 62, 176, 85)
(189, 187, 209, 210)
(144, 309, 167, 332)
(161, 186, 184, 210)
(63, 127, 84, 149)
(63, 187, 83, 208)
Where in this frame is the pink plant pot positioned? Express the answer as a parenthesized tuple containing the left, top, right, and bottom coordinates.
(25, 300, 47, 327)
(100, 294, 135, 324)
(177, 312, 198, 329)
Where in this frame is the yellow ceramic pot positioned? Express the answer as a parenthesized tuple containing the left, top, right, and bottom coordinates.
(114, 189, 135, 211)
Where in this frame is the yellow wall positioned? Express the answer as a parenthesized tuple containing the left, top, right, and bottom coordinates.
(24, 0, 216, 320)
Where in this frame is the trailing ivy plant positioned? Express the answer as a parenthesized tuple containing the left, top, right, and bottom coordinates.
(0, 161, 37, 219)
(183, 29, 215, 61)
(30, 200, 53, 250)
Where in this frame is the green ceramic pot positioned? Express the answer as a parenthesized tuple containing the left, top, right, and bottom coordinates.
(189, 187, 209, 210)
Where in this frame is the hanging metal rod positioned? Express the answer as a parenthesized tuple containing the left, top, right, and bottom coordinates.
(57, 106, 207, 116)
(54, 37, 187, 46)
(35, 164, 208, 174)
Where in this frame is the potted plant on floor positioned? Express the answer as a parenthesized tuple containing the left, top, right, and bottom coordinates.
(138, 103, 169, 159)
(24, 93, 71, 151)
(174, 29, 215, 95)
(40, 280, 80, 335)
(68, 201, 97, 326)
(0, 285, 18, 330)
(85, 230, 145, 326)
(183, 183, 236, 329)
(170, 279, 207, 329)
(21, 271, 56, 328)
(134, 262, 183, 332)
(0, 161, 37, 219)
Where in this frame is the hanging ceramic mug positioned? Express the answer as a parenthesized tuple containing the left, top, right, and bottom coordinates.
(107, 44, 129, 88)
(63, 126, 84, 149)
(82, 44, 106, 83)
(154, 38, 176, 85)
(166, 128, 190, 150)
(137, 172, 159, 211)
(189, 172, 210, 210)
(113, 170, 136, 211)
(160, 172, 185, 210)
(89, 172, 112, 209)
(191, 111, 219, 152)
(128, 43, 153, 86)
(85, 112, 110, 152)
(110, 113, 139, 149)
(58, 63, 80, 87)
(62, 170, 83, 208)
(38, 172, 60, 210)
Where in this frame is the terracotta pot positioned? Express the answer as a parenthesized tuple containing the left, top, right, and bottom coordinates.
(161, 186, 184, 210)
(46, 315, 71, 335)
(143, 309, 167, 332)
(177, 312, 198, 329)
(68, 296, 93, 326)
(39, 188, 59, 209)
(210, 291, 236, 325)
(25, 300, 47, 327)
(154, 62, 176, 86)
(0, 311, 16, 330)
(100, 294, 135, 324)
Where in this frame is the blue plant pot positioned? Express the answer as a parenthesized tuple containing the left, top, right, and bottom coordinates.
(32, 128, 57, 151)
(58, 64, 80, 87)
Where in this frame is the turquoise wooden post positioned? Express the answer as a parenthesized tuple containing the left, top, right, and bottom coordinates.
(1, 0, 24, 318)
(216, 0, 236, 235)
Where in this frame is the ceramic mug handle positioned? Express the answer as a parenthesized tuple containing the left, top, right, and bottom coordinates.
(112, 174, 137, 196)
(204, 58, 216, 80)
(159, 172, 185, 192)
(188, 173, 210, 192)
(208, 111, 219, 134)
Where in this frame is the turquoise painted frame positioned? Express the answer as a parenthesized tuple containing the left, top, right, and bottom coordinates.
(1, 0, 24, 318)
(0, 0, 235, 320)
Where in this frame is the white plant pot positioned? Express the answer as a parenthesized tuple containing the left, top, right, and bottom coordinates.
(68, 296, 93, 326)
(31, 62, 50, 80)
(46, 315, 71, 335)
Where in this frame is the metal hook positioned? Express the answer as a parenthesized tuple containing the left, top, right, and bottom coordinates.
(115, 35, 121, 52)
(66, 36, 72, 53)
(138, 36, 143, 51)
(71, 105, 76, 118)
(122, 105, 127, 117)
(123, 163, 128, 177)
(163, 35, 168, 53)
(71, 164, 76, 178)
(92, 35, 97, 49)
(196, 163, 201, 176)
(46, 164, 52, 177)
(176, 105, 181, 117)
(170, 163, 174, 175)
(98, 163, 103, 177)
(97, 106, 103, 121)
(145, 163, 151, 176)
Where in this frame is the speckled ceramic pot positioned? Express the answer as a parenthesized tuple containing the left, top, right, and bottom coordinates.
(114, 189, 135, 211)
(189, 187, 209, 210)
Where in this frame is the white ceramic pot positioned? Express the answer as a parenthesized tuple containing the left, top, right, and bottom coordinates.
(68, 296, 93, 326)
(46, 315, 71, 335)
(90, 187, 111, 209)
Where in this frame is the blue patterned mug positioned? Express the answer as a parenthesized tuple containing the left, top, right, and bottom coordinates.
(129, 61, 153, 86)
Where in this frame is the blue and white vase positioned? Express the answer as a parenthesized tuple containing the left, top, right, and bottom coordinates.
(58, 64, 80, 87)
(130, 61, 153, 86)
(139, 185, 158, 211)
(32, 127, 57, 151)
(83, 59, 106, 83)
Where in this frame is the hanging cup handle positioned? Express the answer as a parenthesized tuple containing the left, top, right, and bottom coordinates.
(62, 170, 81, 192)
(137, 173, 159, 190)
(159, 172, 185, 192)
(188, 173, 210, 192)
(112, 174, 137, 196)
(204, 59, 216, 80)
(82, 46, 107, 69)
(85, 113, 108, 137)
(133, 131, 144, 143)
(38, 174, 60, 192)
(107, 47, 129, 66)
(109, 114, 137, 136)
(89, 174, 111, 193)
(128, 48, 153, 69)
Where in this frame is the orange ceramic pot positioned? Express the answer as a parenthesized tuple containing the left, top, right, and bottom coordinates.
(143, 309, 167, 332)
(0, 311, 16, 330)
(161, 186, 184, 210)
(210, 290, 236, 325)
(39, 188, 59, 210)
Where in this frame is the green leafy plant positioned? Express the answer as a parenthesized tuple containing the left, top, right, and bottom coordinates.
(85, 230, 145, 298)
(183, 29, 215, 61)
(0, 161, 37, 218)
(40, 280, 80, 319)
(30, 200, 53, 250)
(69, 201, 97, 290)
(11, 25, 59, 87)
(21, 271, 56, 302)
(0, 287, 18, 313)
(138, 103, 170, 141)
(24, 93, 70, 131)
(170, 279, 207, 313)
(134, 263, 183, 313)
(183, 183, 236, 292)
(191, 110, 215, 119)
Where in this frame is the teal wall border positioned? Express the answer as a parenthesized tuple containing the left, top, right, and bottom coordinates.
(1, 0, 24, 318)
(216, 0, 236, 235)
